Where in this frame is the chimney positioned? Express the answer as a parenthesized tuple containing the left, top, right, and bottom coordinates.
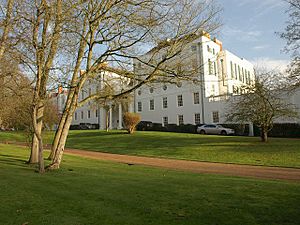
(213, 37, 223, 51)
(80, 70, 85, 76)
(58, 85, 63, 94)
(201, 30, 211, 39)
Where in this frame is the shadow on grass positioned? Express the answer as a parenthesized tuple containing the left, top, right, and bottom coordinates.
(0, 154, 29, 168)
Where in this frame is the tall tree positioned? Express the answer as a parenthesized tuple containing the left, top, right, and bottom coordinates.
(280, 0, 300, 86)
(226, 70, 298, 142)
(47, 0, 222, 169)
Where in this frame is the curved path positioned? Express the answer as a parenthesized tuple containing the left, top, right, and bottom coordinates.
(64, 148, 300, 182)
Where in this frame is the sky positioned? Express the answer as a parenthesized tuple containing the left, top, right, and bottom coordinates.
(216, 0, 290, 70)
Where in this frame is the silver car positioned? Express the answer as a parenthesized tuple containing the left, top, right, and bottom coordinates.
(196, 124, 235, 135)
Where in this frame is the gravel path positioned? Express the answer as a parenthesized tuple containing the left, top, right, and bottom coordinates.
(64, 148, 300, 182)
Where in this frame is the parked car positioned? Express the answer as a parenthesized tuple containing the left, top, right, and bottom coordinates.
(196, 124, 235, 135)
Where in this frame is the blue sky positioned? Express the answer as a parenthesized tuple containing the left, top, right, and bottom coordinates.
(217, 0, 290, 69)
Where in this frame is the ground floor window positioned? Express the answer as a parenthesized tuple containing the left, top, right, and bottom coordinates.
(81, 111, 84, 119)
(95, 110, 98, 117)
(88, 110, 91, 118)
(178, 115, 184, 125)
(74, 112, 77, 120)
(163, 117, 168, 127)
(195, 113, 201, 124)
(212, 111, 219, 123)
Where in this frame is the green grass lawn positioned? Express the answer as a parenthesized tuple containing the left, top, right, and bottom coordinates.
(1, 130, 300, 168)
(0, 144, 300, 225)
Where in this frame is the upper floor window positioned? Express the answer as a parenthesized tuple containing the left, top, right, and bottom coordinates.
(208, 59, 213, 74)
(149, 87, 154, 93)
(230, 61, 234, 79)
(81, 90, 84, 99)
(191, 45, 197, 52)
(162, 97, 168, 109)
(194, 92, 200, 104)
(163, 84, 168, 91)
(137, 102, 142, 112)
(149, 99, 155, 110)
(177, 95, 183, 107)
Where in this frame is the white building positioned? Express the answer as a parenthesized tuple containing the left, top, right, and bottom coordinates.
(134, 34, 255, 126)
(71, 71, 134, 129)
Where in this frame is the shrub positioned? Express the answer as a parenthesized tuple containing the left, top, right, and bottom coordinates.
(123, 112, 141, 134)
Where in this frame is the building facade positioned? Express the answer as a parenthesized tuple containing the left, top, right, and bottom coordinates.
(134, 35, 255, 126)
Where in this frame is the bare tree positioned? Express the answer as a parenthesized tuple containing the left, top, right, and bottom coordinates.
(279, 0, 300, 86)
(46, 0, 222, 169)
(226, 70, 298, 142)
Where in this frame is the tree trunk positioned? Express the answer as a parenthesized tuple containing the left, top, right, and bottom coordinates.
(28, 106, 44, 164)
(261, 128, 268, 142)
(28, 133, 39, 164)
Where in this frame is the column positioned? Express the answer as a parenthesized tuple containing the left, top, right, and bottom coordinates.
(118, 103, 123, 129)
(109, 105, 113, 130)
(99, 107, 106, 130)
(248, 122, 254, 137)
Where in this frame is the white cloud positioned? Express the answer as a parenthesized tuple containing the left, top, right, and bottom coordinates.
(222, 26, 261, 42)
(251, 57, 289, 72)
(253, 45, 270, 50)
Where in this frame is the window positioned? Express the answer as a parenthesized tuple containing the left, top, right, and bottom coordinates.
(234, 63, 237, 79)
(208, 59, 213, 74)
(81, 90, 84, 99)
(150, 99, 154, 110)
(191, 45, 197, 52)
(177, 95, 183, 107)
(220, 59, 224, 76)
(194, 92, 200, 104)
(238, 65, 241, 81)
(137, 102, 142, 112)
(75, 112, 77, 120)
(162, 97, 168, 109)
(88, 88, 91, 96)
(81, 111, 84, 119)
(149, 87, 154, 93)
(248, 71, 251, 84)
(211, 84, 215, 96)
(242, 68, 245, 83)
(163, 117, 168, 127)
(212, 111, 219, 123)
(213, 61, 217, 75)
(88, 110, 91, 118)
(177, 82, 182, 88)
(212, 48, 215, 55)
(207, 45, 210, 52)
(95, 110, 98, 118)
(195, 113, 201, 125)
(230, 61, 234, 79)
(138, 90, 141, 95)
(163, 84, 168, 91)
(178, 115, 184, 125)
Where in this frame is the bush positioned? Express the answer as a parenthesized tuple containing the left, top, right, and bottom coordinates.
(123, 112, 141, 134)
